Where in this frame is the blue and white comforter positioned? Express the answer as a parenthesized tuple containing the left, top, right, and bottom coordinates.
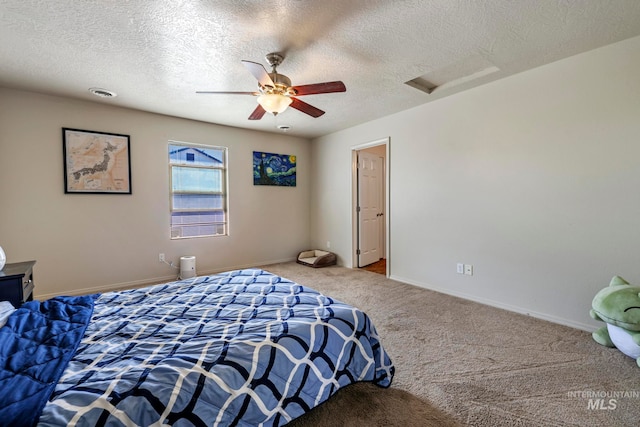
(34, 269, 394, 426)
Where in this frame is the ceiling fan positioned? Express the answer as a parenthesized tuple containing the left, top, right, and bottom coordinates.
(196, 52, 346, 120)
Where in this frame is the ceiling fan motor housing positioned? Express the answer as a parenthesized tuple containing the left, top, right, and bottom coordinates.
(261, 52, 296, 95)
(264, 73, 292, 94)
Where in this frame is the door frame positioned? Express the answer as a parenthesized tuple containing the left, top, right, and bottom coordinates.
(351, 137, 390, 276)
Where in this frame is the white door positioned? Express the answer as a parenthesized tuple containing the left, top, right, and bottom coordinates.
(358, 151, 381, 267)
(378, 156, 386, 259)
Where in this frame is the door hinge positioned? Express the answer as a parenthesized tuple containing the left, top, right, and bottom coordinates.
(356, 206, 361, 212)
(357, 249, 361, 255)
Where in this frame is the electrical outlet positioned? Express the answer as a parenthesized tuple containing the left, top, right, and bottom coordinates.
(456, 263, 464, 274)
(327, 241, 331, 248)
(464, 264, 473, 276)
(159, 253, 165, 263)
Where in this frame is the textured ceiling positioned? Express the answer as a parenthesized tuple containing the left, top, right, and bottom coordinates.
(2, 1, 640, 138)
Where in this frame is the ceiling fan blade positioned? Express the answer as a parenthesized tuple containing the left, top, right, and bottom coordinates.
(291, 81, 346, 96)
(196, 91, 259, 95)
(290, 98, 325, 118)
(248, 104, 267, 120)
(242, 60, 275, 89)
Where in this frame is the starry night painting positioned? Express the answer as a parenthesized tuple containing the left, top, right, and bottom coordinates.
(253, 151, 297, 187)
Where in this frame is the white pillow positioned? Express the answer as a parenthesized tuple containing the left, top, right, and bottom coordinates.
(0, 301, 16, 328)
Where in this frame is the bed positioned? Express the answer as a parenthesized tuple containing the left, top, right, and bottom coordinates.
(0, 268, 394, 426)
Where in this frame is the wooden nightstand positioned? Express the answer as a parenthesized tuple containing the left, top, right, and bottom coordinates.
(0, 260, 36, 307)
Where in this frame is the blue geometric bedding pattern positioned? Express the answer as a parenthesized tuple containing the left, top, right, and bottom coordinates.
(37, 269, 394, 426)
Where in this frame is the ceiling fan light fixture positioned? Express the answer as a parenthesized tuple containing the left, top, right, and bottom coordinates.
(257, 93, 292, 115)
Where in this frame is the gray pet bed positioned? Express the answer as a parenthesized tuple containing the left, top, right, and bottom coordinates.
(296, 250, 337, 268)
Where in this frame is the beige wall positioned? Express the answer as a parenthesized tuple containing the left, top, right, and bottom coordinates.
(0, 88, 311, 297)
(311, 35, 640, 331)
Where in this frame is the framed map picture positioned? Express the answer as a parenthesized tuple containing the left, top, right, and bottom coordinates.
(253, 151, 296, 187)
(63, 128, 131, 194)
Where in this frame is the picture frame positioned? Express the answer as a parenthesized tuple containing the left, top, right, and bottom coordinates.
(253, 151, 296, 187)
(63, 128, 132, 194)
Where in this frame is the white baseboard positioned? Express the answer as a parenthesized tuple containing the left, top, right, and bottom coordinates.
(36, 257, 296, 300)
(389, 274, 596, 333)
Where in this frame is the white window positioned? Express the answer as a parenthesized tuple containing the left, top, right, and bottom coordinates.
(169, 142, 227, 239)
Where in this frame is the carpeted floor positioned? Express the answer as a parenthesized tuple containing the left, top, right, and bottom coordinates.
(259, 262, 639, 427)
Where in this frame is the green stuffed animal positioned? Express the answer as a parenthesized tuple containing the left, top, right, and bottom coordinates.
(590, 276, 640, 367)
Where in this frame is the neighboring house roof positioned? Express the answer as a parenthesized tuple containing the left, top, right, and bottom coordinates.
(169, 147, 222, 164)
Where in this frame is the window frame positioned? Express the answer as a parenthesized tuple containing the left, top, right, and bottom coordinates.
(168, 141, 228, 239)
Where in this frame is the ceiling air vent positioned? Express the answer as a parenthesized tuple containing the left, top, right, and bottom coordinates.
(405, 77, 438, 95)
(406, 55, 501, 96)
(89, 87, 117, 98)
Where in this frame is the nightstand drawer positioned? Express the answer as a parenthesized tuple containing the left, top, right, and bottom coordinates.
(0, 260, 36, 307)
